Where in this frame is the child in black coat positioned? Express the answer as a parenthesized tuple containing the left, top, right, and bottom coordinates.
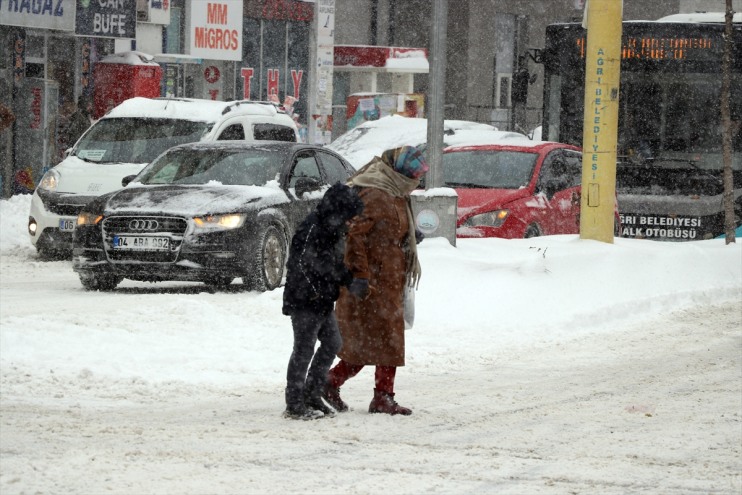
(282, 182, 364, 419)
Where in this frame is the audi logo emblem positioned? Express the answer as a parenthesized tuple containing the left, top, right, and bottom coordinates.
(129, 219, 159, 231)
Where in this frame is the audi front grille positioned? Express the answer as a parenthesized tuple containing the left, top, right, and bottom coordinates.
(102, 216, 188, 263)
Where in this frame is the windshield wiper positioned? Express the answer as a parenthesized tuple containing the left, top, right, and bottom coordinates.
(444, 181, 489, 188)
(73, 153, 97, 163)
(656, 157, 723, 185)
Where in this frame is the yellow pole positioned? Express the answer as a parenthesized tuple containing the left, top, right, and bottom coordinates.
(579, 0, 623, 243)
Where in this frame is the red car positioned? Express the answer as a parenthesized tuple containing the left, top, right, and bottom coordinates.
(440, 141, 589, 238)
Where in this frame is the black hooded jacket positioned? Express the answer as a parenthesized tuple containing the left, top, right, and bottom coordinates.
(282, 183, 364, 316)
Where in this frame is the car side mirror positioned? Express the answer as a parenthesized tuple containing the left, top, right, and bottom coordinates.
(122, 175, 137, 187)
(294, 177, 322, 197)
(539, 179, 561, 200)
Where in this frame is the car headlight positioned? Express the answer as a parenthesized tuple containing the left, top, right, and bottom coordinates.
(193, 213, 246, 231)
(464, 209, 509, 228)
(38, 169, 60, 192)
(77, 211, 103, 226)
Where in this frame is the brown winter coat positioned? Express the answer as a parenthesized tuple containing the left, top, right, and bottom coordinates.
(335, 186, 410, 366)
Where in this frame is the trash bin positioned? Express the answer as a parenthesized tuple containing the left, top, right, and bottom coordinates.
(411, 188, 458, 247)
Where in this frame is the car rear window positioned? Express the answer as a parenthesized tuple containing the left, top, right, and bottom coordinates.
(253, 124, 296, 142)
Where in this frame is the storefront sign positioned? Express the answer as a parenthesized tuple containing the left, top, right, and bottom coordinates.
(30, 88, 42, 129)
(245, 0, 313, 22)
(1, 0, 76, 31)
(239, 66, 303, 102)
(80, 39, 93, 95)
(12, 30, 25, 90)
(204, 65, 220, 84)
(75, 0, 137, 38)
(187, 0, 243, 61)
(137, 0, 170, 24)
(204, 64, 222, 100)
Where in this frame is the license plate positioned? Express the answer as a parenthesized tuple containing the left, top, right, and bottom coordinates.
(59, 218, 76, 232)
(112, 235, 170, 251)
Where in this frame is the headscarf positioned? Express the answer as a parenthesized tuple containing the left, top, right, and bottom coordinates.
(346, 146, 425, 287)
(389, 146, 429, 179)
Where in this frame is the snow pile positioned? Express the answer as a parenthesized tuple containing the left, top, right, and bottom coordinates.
(1, 192, 740, 494)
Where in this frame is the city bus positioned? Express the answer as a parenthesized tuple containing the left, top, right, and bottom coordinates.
(541, 13, 741, 241)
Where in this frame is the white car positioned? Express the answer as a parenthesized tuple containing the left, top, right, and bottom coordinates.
(29, 97, 299, 258)
(327, 114, 526, 169)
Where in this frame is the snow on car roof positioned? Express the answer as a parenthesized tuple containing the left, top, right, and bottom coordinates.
(99, 51, 160, 66)
(654, 12, 741, 23)
(443, 129, 528, 148)
(104, 98, 280, 123)
(327, 115, 527, 169)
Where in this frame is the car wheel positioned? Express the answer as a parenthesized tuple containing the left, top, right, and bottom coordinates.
(524, 224, 541, 238)
(245, 225, 286, 292)
(78, 272, 122, 291)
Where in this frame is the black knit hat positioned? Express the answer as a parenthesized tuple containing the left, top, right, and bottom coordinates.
(316, 182, 364, 222)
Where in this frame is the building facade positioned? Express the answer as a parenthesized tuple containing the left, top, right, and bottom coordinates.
(1, 0, 738, 197)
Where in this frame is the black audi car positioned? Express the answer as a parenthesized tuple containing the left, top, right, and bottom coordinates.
(72, 141, 356, 291)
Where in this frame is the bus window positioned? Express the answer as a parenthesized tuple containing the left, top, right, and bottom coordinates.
(619, 82, 661, 161)
(665, 81, 721, 152)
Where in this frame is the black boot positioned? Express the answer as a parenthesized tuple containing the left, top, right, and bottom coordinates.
(283, 403, 324, 420)
(285, 387, 324, 420)
(304, 386, 335, 416)
(368, 388, 412, 416)
(323, 383, 349, 412)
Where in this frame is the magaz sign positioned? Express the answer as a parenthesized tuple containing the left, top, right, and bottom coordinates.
(1, 0, 76, 31)
(187, 0, 243, 61)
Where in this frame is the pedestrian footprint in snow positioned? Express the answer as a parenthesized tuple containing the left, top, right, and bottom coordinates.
(282, 182, 364, 420)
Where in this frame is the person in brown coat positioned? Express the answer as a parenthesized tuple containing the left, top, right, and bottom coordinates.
(323, 146, 428, 416)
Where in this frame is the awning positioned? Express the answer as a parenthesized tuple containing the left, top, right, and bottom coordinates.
(334, 45, 429, 73)
(152, 53, 204, 65)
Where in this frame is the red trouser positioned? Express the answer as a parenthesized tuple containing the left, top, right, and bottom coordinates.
(327, 360, 397, 394)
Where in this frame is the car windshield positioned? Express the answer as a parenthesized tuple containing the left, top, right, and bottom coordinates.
(74, 118, 209, 164)
(442, 150, 539, 189)
(135, 148, 284, 186)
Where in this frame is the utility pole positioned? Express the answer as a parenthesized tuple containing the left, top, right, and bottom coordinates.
(412, 0, 457, 246)
(579, 0, 623, 243)
(721, 0, 736, 244)
(426, 0, 447, 189)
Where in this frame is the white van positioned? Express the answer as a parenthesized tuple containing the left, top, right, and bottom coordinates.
(28, 97, 300, 257)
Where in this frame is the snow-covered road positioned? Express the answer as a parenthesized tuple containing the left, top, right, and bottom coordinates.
(1, 194, 740, 494)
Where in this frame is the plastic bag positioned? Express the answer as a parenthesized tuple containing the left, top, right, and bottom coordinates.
(404, 286, 415, 330)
